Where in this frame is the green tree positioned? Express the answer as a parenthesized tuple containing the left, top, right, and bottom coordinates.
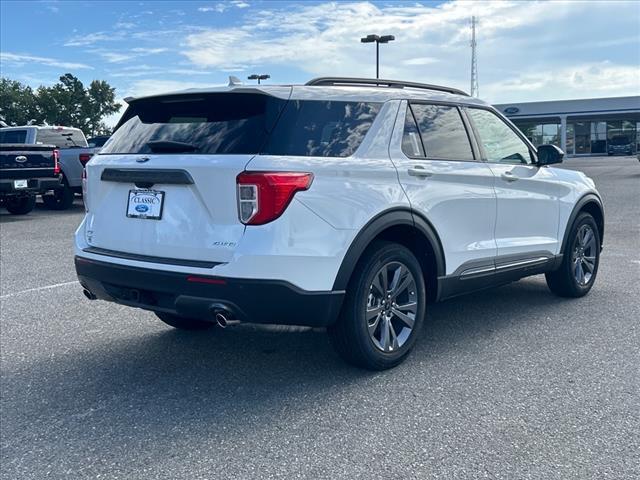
(0, 74, 120, 136)
(0, 78, 43, 126)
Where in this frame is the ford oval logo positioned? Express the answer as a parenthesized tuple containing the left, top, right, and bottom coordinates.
(15, 155, 27, 163)
(135, 204, 149, 213)
(504, 107, 520, 115)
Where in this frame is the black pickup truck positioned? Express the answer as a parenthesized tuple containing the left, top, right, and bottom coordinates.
(0, 144, 62, 215)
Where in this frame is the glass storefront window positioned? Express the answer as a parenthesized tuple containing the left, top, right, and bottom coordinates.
(499, 117, 639, 156)
(512, 121, 560, 148)
(590, 121, 607, 154)
(574, 122, 590, 154)
(566, 124, 574, 155)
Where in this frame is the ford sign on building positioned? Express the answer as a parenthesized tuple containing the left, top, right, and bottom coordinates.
(495, 96, 640, 156)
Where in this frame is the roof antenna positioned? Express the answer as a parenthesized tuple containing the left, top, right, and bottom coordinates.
(228, 76, 243, 87)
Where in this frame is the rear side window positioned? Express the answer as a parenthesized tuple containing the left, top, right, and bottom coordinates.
(263, 101, 381, 157)
(36, 129, 88, 148)
(409, 104, 474, 160)
(401, 106, 425, 157)
(0, 130, 27, 144)
(103, 94, 381, 157)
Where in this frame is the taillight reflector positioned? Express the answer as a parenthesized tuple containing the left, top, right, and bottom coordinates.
(186, 276, 227, 285)
(236, 172, 313, 225)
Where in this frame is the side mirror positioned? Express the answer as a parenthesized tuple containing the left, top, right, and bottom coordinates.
(537, 144, 564, 166)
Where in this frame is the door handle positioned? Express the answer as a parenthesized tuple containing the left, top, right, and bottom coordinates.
(501, 170, 518, 182)
(408, 166, 433, 178)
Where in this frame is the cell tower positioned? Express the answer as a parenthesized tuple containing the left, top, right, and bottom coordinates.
(470, 16, 479, 97)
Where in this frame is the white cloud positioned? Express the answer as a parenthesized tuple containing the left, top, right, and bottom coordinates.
(198, 1, 249, 13)
(114, 21, 136, 29)
(122, 79, 224, 99)
(64, 32, 119, 47)
(181, 0, 640, 101)
(92, 47, 169, 64)
(483, 62, 640, 102)
(403, 57, 440, 66)
(131, 47, 169, 54)
(0, 52, 93, 70)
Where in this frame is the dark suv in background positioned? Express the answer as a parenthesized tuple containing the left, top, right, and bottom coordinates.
(607, 135, 633, 156)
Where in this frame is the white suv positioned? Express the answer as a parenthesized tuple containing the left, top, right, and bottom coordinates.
(75, 77, 604, 370)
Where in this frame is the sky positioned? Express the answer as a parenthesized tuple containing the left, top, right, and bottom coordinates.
(1, 0, 639, 126)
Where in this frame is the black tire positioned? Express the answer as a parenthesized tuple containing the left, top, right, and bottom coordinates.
(546, 212, 600, 298)
(328, 240, 426, 370)
(5, 195, 36, 215)
(42, 180, 75, 210)
(155, 312, 214, 330)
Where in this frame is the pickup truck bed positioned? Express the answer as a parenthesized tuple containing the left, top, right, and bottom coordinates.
(0, 144, 61, 214)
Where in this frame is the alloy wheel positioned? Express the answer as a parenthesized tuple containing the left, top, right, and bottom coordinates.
(572, 224, 597, 286)
(366, 261, 418, 352)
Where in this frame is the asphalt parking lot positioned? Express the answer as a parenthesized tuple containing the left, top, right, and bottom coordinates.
(1, 155, 638, 479)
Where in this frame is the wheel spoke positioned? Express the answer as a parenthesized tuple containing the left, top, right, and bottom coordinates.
(366, 305, 383, 320)
(368, 313, 382, 335)
(389, 322, 399, 351)
(379, 318, 390, 351)
(389, 265, 404, 292)
(581, 228, 593, 248)
(582, 256, 595, 273)
(395, 301, 417, 313)
(391, 307, 415, 329)
(390, 274, 412, 301)
(576, 261, 585, 284)
(372, 268, 387, 296)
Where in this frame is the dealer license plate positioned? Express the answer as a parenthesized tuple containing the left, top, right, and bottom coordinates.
(126, 189, 164, 220)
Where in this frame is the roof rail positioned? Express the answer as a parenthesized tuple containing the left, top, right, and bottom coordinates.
(305, 77, 469, 97)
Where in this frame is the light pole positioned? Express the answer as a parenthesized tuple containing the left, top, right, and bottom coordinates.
(248, 74, 270, 84)
(360, 34, 395, 79)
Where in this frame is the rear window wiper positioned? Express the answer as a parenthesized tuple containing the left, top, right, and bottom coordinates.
(146, 140, 198, 153)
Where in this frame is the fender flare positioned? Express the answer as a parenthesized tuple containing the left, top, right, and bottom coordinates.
(332, 207, 446, 291)
(559, 193, 604, 254)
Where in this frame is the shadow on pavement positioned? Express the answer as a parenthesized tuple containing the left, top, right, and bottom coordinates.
(1, 277, 574, 455)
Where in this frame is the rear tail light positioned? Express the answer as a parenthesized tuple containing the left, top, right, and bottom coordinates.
(79, 153, 93, 166)
(82, 168, 89, 212)
(53, 149, 60, 175)
(236, 172, 313, 225)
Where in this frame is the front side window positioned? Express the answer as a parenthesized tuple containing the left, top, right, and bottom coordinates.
(409, 104, 474, 160)
(467, 108, 532, 165)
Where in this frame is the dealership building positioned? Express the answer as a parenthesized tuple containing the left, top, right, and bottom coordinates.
(494, 96, 640, 156)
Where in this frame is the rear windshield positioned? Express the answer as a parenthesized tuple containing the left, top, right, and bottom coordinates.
(36, 129, 88, 148)
(0, 129, 28, 144)
(102, 93, 381, 157)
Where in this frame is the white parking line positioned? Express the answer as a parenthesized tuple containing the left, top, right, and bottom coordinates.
(0, 281, 79, 299)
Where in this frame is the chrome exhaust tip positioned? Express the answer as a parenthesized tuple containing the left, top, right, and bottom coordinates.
(210, 304, 240, 328)
(214, 312, 241, 328)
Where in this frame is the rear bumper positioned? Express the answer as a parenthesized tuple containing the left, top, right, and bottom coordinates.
(0, 176, 61, 194)
(75, 256, 345, 327)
